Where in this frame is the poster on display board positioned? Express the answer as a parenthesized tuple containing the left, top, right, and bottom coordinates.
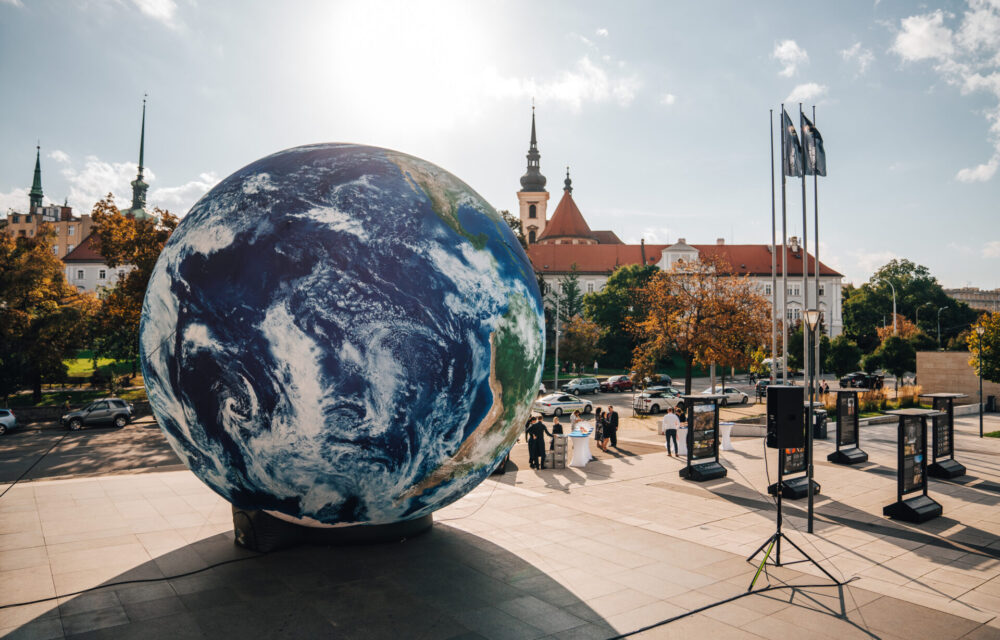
(837, 393, 857, 447)
(690, 404, 717, 460)
(931, 397, 953, 459)
(782, 447, 806, 474)
(902, 415, 925, 494)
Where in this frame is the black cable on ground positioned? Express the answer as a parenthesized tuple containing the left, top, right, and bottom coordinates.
(0, 431, 70, 501)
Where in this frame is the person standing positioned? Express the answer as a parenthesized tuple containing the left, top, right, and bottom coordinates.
(604, 405, 619, 449)
(570, 410, 581, 431)
(594, 407, 605, 450)
(526, 417, 552, 470)
(550, 416, 564, 450)
(662, 406, 682, 456)
(593, 360, 598, 375)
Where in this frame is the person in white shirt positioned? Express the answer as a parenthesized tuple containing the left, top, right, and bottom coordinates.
(662, 406, 682, 456)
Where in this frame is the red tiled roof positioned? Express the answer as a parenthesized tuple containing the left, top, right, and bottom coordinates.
(62, 233, 107, 263)
(592, 230, 623, 245)
(536, 190, 596, 242)
(526, 243, 843, 277)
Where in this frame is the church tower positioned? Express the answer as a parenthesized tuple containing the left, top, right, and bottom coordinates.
(517, 107, 549, 244)
(29, 145, 44, 210)
(122, 97, 152, 220)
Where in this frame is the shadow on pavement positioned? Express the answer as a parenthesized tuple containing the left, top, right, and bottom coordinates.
(9, 524, 617, 639)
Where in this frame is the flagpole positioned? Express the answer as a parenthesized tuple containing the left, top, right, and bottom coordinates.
(770, 110, 778, 385)
(813, 105, 821, 396)
(800, 103, 814, 535)
(780, 104, 789, 385)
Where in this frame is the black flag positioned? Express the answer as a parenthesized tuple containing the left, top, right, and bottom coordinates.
(801, 114, 827, 176)
(782, 109, 804, 177)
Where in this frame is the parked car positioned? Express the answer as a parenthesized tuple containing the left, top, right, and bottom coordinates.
(61, 398, 135, 431)
(701, 387, 749, 406)
(839, 372, 884, 389)
(632, 389, 684, 415)
(533, 394, 593, 416)
(0, 409, 16, 435)
(560, 377, 600, 395)
(600, 375, 633, 393)
(637, 373, 673, 387)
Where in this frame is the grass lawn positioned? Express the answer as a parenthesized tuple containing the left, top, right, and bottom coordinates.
(65, 350, 137, 378)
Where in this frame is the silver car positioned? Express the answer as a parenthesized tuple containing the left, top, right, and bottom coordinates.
(0, 408, 16, 435)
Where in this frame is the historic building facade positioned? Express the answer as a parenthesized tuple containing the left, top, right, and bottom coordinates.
(517, 113, 844, 337)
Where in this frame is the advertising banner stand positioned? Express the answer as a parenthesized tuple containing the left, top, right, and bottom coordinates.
(679, 396, 727, 481)
(767, 402, 821, 499)
(882, 409, 944, 523)
(827, 390, 868, 465)
(920, 393, 967, 479)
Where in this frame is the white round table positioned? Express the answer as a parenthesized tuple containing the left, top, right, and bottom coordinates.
(568, 430, 593, 467)
(720, 422, 735, 451)
(673, 428, 688, 456)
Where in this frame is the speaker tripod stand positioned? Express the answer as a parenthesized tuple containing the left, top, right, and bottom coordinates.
(746, 462, 841, 591)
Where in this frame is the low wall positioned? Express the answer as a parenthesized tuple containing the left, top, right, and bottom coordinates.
(916, 351, 1000, 403)
(12, 401, 153, 425)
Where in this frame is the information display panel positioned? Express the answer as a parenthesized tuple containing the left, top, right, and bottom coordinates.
(690, 404, 717, 461)
(931, 397, 953, 459)
(782, 447, 806, 474)
(901, 415, 925, 494)
(837, 393, 857, 447)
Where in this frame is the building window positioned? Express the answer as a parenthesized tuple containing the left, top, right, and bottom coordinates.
(18, 230, 25, 237)
(10, 214, 17, 223)
(69, 226, 75, 237)
(52, 245, 58, 255)
(786, 308, 801, 321)
(788, 286, 800, 297)
(118, 270, 125, 279)
(587, 283, 594, 293)
(528, 204, 537, 219)
(528, 229, 536, 243)
(818, 284, 825, 297)
(99, 269, 106, 280)
(764, 284, 772, 295)
(76, 269, 84, 280)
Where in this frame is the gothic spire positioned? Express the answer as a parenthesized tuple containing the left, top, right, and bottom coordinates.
(563, 166, 572, 193)
(519, 106, 547, 192)
(128, 96, 150, 219)
(29, 144, 43, 209)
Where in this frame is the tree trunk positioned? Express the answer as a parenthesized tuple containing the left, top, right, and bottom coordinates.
(32, 373, 42, 403)
(684, 357, 694, 395)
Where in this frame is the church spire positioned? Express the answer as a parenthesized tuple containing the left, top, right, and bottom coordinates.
(29, 144, 44, 209)
(519, 106, 547, 192)
(563, 166, 572, 193)
(128, 96, 151, 219)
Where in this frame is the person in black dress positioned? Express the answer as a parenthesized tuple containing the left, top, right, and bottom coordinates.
(605, 405, 619, 448)
(550, 416, 563, 450)
(526, 417, 552, 469)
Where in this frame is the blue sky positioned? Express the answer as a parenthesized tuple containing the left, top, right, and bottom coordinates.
(2, 0, 999, 287)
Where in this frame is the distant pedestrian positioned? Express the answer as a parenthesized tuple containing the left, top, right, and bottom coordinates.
(526, 417, 552, 469)
(662, 407, 681, 456)
(550, 416, 563, 450)
(603, 405, 619, 449)
(593, 360, 598, 375)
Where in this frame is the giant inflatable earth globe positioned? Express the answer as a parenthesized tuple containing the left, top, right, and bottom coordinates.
(139, 144, 544, 526)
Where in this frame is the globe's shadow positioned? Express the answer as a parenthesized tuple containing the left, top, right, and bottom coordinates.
(15, 524, 616, 639)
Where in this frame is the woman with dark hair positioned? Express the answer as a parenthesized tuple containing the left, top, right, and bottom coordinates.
(594, 407, 605, 448)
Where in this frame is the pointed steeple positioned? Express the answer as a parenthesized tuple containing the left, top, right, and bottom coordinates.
(29, 144, 44, 209)
(519, 106, 547, 192)
(563, 166, 572, 194)
(127, 96, 151, 219)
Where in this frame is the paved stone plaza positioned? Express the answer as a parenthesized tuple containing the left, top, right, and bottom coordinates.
(2, 413, 1000, 639)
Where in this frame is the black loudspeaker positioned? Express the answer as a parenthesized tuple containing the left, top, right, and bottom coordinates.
(766, 386, 804, 449)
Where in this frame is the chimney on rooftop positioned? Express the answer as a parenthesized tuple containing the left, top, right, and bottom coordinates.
(716, 238, 725, 245)
(789, 236, 800, 252)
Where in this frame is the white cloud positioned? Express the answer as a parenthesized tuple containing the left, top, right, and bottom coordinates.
(596, 28, 608, 37)
(0, 0, 24, 8)
(786, 82, 828, 103)
(485, 55, 641, 111)
(891, 10, 955, 62)
(49, 150, 70, 164)
(957, 154, 1000, 181)
(659, 93, 677, 106)
(0, 187, 28, 214)
(772, 40, 808, 77)
(841, 42, 875, 74)
(131, 0, 178, 28)
(983, 240, 1000, 257)
(845, 249, 901, 285)
(150, 172, 219, 215)
(958, 4, 1000, 52)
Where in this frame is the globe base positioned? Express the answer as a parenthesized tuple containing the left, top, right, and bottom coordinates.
(232, 506, 433, 553)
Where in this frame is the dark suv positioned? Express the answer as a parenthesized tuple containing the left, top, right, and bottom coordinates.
(62, 398, 135, 431)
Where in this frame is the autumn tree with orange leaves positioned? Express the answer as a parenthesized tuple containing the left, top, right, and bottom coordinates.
(629, 254, 770, 395)
(0, 228, 99, 402)
(90, 195, 178, 377)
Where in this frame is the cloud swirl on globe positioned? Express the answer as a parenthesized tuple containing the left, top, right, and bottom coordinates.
(139, 144, 544, 526)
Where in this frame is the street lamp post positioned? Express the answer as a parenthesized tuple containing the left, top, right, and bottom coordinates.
(804, 308, 821, 534)
(938, 306, 949, 349)
(881, 280, 897, 335)
(915, 302, 932, 331)
(977, 325, 985, 438)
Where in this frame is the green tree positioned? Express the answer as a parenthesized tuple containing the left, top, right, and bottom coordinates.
(498, 209, 528, 251)
(90, 195, 178, 375)
(559, 315, 604, 371)
(968, 312, 1000, 383)
(825, 335, 862, 377)
(0, 228, 98, 402)
(876, 335, 916, 391)
(861, 351, 883, 374)
(582, 263, 658, 368)
(558, 263, 584, 319)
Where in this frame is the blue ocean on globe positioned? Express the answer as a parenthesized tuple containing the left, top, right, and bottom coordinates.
(139, 144, 544, 526)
